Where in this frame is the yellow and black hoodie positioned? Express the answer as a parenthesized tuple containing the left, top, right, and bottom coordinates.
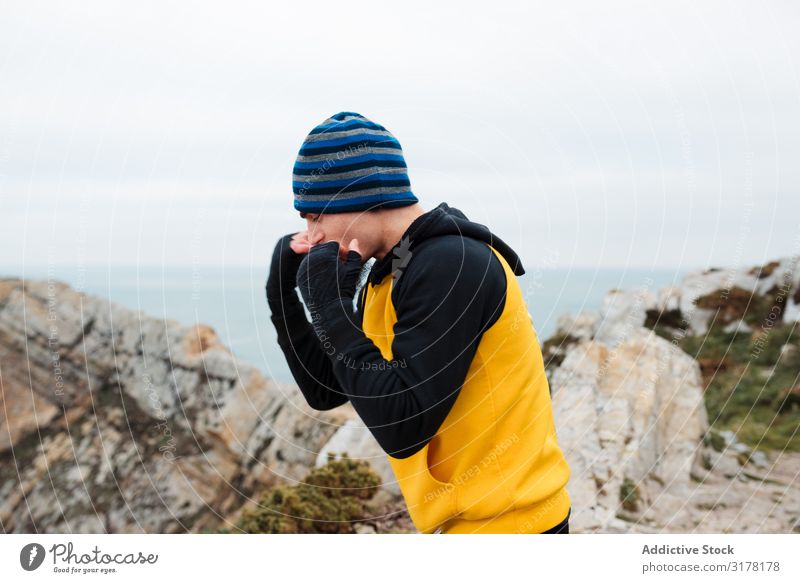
(270, 201, 571, 534)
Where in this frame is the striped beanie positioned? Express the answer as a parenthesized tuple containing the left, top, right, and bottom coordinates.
(292, 111, 419, 214)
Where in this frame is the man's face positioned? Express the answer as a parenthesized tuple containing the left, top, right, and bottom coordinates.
(300, 210, 375, 255)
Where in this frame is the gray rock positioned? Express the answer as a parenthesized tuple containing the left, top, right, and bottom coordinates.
(551, 327, 708, 532)
(546, 255, 800, 533)
(554, 311, 600, 340)
(722, 319, 751, 334)
(593, 288, 656, 346)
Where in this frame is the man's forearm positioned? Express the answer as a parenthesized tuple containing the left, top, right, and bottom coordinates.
(270, 298, 348, 411)
(313, 298, 467, 459)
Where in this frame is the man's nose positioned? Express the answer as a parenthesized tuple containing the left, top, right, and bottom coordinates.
(308, 228, 324, 245)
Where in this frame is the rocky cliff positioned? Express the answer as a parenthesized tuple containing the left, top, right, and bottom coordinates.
(547, 256, 800, 533)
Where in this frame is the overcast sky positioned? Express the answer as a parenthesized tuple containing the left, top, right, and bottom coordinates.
(1, 0, 799, 271)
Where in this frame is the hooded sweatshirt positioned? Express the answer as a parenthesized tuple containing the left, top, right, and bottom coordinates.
(269, 201, 571, 534)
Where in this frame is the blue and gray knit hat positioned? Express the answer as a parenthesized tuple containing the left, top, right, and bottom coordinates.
(292, 111, 419, 214)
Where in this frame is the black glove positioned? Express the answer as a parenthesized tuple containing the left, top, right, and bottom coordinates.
(296, 240, 363, 317)
(266, 232, 305, 317)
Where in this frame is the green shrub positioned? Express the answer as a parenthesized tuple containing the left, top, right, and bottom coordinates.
(644, 308, 688, 334)
(703, 429, 727, 453)
(231, 453, 382, 534)
(542, 333, 580, 371)
(679, 320, 800, 453)
(619, 477, 640, 512)
(692, 286, 785, 328)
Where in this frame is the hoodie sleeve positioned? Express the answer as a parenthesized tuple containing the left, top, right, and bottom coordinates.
(320, 235, 507, 458)
(269, 299, 350, 411)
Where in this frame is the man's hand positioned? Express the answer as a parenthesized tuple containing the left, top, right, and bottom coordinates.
(288, 231, 315, 255)
(296, 238, 363, 315)
(266, 232, 312, 315)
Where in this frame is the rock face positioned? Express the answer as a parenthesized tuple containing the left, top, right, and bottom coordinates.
(0, 277, 400, 533)
(677, 258, 800, 335)
(551, 327, 709, 531)
(550, 256, 800, 533)
(556, 256, 800, 342)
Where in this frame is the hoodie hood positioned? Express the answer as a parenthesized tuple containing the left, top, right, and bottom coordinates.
(368, 201, 525, 285)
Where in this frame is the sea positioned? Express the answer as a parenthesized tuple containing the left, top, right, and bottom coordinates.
(3, 264, 692, 383)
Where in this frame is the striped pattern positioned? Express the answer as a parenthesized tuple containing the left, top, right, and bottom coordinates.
(293, 112, 419, 214)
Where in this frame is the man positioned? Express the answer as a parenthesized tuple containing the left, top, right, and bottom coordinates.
(266, 111, 571, 534)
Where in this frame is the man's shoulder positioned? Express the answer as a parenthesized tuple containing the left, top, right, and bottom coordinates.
(386, 234, 508, 331)
(392, 234, 507, 300)
(407, 233, 494, 264)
